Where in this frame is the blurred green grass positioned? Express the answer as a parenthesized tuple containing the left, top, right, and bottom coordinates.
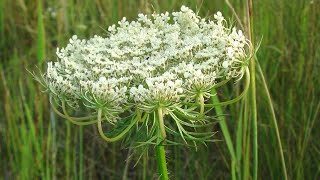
(0, 0, 319, 179)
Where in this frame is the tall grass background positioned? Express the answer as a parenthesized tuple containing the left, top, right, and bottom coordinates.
(0, 0, 319, 179)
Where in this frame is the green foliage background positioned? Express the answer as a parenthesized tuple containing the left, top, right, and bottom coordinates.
(0, 0, 319, 179)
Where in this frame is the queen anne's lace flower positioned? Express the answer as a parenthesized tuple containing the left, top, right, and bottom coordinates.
(44, 5, 250, 117)
(129, 72, 184, 110)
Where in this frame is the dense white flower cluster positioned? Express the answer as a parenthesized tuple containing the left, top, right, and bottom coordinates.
(45, 6, 250, 112)
(130, 72, 184, 106)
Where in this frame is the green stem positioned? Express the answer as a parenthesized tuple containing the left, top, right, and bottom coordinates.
(49, 99, 57, 180)
(236, 99, 245, 180)
(257, 61, 288, 180)
(158, 108, 167, 139)
(243, 98, 251, 180)
(198, 93, 205, 117)
(65, 120, 71, 180)
(97, 109, 138, 142)
(142, 152, 147, 180)
(60, 100, 96, 120)
(212, 79, 230, 89)
(211, 89, 237, 180)
(36, 0, 45, 65)
(156, 145, 169, 180)
(79, 126, 84, 180)
(61, 101, 97, 125)
(122, 147, 133, 180)
(246, 0, 258, 179)
(156, 107, 169, 180)
(50, 99, 97, 125)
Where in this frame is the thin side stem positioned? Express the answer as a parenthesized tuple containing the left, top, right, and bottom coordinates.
(243, 97, 251, 180)
(97, 109, 138, 142)
(60, 100, 96, 120)
(257, 61, 288, 180)
(49, 96, 57, 180)
(236, 99, 245, 180)
(142, 152, 147, 180)
(156, 107, 169, 180)
(50, 99, 97, 125)
(61, 101, 97, 125)
(79, 126, 84, 180)
(65, 120, 71, 179)
(122, 147, 133, 180)
(225, 0, 245, 30)
(212, 78, 230, 89)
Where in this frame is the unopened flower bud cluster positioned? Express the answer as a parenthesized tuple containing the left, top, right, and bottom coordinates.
(45, 6, 250, 112)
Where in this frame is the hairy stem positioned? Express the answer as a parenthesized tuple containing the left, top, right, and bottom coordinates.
(156, 107, 169, 180)
(156, 145, 169, 180)
(158, 107, 167, 139)
(198, 93, 205, 116)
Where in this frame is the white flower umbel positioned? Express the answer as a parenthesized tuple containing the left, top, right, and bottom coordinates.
(44, 6, 250, 114)
(170, 62, 217, 99)
(33, 6, 254, 179)
(130, 72, 184, 110)
(80, 77, 129, 109)
(38, 6, 251, 151)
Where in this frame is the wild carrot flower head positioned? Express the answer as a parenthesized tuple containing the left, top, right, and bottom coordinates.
(29, 5, 254, 148)
(44, 5, 250, 114)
